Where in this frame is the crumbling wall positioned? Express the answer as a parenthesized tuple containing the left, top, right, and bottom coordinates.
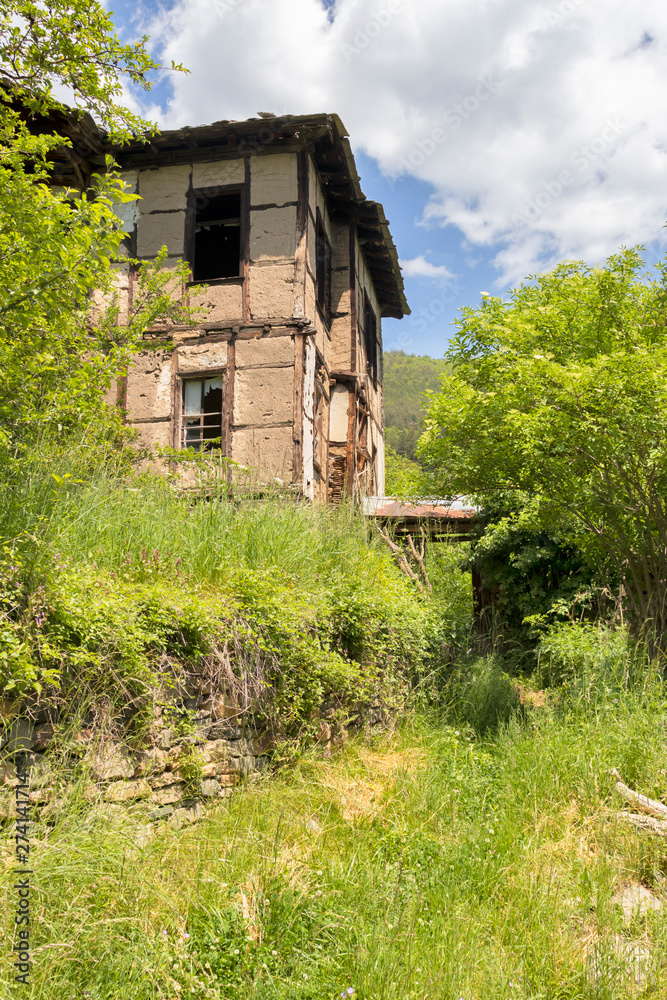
(249, 153, 298, 321)
(330, 218, 353, 373)
(110, 147, 384, 497)
(123, 349, 174, 450)
(230, 333, 296, 481)
(136, 164, 189, 259)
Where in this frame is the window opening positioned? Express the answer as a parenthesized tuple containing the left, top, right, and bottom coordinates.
(182, 376, 223, 451)
(316, 212, 332, 324)
(192, 191, 241, 281)
(363, 293, 378, 382)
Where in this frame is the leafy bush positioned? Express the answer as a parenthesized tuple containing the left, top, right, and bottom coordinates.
(463, 495, 613, 652)
(535, 620, 652, 697)
(444, 655, 523, 736)
(0, 460, 471, 728)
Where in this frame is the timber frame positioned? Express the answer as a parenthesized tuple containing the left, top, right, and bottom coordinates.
(98, 112, 409, 501)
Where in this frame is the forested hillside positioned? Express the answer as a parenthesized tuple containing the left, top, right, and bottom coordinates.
(382, 351, 449, 461)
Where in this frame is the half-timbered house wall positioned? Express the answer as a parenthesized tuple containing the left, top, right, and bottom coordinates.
(108, 114, 407, 501)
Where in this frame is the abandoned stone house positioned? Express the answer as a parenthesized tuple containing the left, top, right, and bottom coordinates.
(100, 113, 409, 501)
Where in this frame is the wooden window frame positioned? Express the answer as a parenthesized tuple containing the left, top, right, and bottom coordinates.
(185, 183, 247, 287)
(178, 368, 226, 452)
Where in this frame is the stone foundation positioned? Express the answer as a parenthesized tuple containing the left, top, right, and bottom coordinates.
(0, 694, 385, 829)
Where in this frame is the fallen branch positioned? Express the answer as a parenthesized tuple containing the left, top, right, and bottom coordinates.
(406, 529, 432, 593)
(610, 768, 667, 820)
(376, 526, 425, 594)
(607, 811, 667, 838)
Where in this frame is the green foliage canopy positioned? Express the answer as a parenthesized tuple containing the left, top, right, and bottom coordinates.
(0, 0, 193, 461)
(0, 0, 185, 137)
(420, 249, 667, 649)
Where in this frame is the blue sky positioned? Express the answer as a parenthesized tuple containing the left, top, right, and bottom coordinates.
(108, 0, 667, 358)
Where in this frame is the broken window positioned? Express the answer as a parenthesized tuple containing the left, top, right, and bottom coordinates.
(182, 376, 223, 451)
(316, 211, 332, 324)
(363, 293, 378, 383)
(191, 190, 242, 282)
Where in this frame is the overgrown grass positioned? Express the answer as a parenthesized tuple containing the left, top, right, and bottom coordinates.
(4, 670, 667, 999)
(0, 452, 472, 721)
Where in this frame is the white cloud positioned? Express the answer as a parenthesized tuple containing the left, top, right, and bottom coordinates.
(140, 0, 667, 284)
(399, 255, 456, 284)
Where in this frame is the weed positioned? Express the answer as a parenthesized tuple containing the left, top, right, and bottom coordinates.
(3, 680, 667, 998)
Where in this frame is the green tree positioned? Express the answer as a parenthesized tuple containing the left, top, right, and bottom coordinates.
(0, 1, 190, 460)
(0, 0, 183, 137)
(420, 249, 667, 653)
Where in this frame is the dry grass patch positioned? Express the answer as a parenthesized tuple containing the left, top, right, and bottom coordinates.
(311, 744, 431, 821)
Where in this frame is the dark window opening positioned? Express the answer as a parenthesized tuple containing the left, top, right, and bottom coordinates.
(192, 191, 241, 281)
(183, 376, 223, 451)
(316, 213, 332, 324)
(363, 293, 378, 382)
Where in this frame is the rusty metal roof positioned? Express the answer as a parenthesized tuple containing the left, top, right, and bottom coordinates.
(114, 113, 409, 320)
(364, 498, 477, 539)
(364, 499, 477, 520)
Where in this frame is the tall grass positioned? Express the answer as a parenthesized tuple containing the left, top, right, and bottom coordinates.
(0, 448, 468, 615)
(1, 454, 375, 588)
(0, 446, 472, 716)
(3, 676, 667, 999)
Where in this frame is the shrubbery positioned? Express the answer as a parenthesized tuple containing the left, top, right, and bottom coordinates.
(0, 449, 472, 734)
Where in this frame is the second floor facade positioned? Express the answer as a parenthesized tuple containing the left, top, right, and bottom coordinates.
(111, 114, 409, 500)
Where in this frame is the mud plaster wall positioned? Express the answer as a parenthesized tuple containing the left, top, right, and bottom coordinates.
(113, 149, 384, 495)
(92, 261, 133, 328)
(330, 383, 350, 444)
(123, 154, 298, 292)
(231, 333, 295, 480)
(330, 218, 353, 372)
(249, 154, 298, 321)
(232, 334, 295, 435)
(189, 282, 243, 325)
(232, 425, 293, 480)
(124, 350, 173, 449)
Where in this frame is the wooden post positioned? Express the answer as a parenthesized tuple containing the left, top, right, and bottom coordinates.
(293, 150, 309, 320)
(224, 338, 236, 483)
(242, 157, 251, 322)
(292, 333, 305, 487)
